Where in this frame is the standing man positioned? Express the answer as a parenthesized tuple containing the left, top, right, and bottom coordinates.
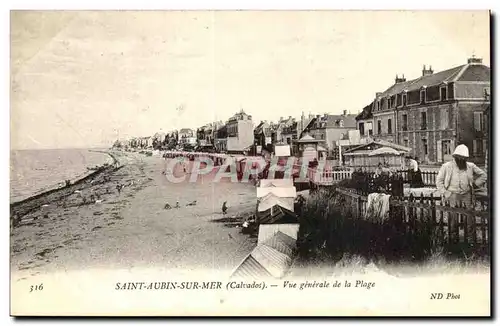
(436, 144, 487, 207)
(406, 156, 424, 188)
(436, 144, 487, 242)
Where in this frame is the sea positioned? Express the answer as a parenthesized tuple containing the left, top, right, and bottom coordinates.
(10, 148, 113, 204)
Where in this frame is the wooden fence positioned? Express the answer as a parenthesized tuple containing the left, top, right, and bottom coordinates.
(395, 169, 438, 187)
(306, 167, 438, 187)
(334, 187, 490, 255)
(306, 168, 353, 185)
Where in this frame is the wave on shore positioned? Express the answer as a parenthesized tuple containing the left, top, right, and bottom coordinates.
(10, 149, 117, 205)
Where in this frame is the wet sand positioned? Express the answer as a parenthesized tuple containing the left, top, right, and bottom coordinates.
(10, 151, 257, 281)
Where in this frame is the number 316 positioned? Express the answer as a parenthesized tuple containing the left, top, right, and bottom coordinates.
(30, 284, 43, 292)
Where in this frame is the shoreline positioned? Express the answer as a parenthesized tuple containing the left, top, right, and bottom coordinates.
(10, 150, 120, 220)
(10, 151, 258, 278)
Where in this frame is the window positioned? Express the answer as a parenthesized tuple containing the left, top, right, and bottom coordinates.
(367, 122, 373, 136)
(421, 111, 427, 130)
(440, 87, 447, 101)
(388, 119, 392, 134)
(403, 94, 407, 106)
(440, 109, 449, 130)
(403, 139, 409, 147)
(422, 138, 428, 155)
(359, 122, 365, 136)
(442, 140, 452, 155)
(377, 120, 382, 134)
(473, 139, 484, 156)
(420, 90, 426, 104)
(402, 114, 408, 131)
(474, 112, 484, 131)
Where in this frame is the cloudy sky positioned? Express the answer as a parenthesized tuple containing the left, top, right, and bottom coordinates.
(10, 10, 490, 149)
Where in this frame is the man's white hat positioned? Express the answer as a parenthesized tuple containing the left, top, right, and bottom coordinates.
(453, 144, 469, 158)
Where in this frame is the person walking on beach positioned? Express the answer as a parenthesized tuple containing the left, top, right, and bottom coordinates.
(222, 201, 228, 216)
(436, 144, 487, 242)
(116, 183, 123, 195)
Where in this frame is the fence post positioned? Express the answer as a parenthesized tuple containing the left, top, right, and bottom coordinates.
(462, 201, 468, 245)
(355, 196, 361, 219)
(481, 201, 487, 245)
(429, 199, 436, 247)
(446, 201, 456, 246)
(408, 193, 414, 237)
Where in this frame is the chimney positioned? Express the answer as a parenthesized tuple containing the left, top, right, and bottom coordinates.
(422, 64, 434, 76)
(467, 55, 483, 64)
(343, 110, 347, 116)
(395, 74, 406, 84)
(288, 115, 292, 119)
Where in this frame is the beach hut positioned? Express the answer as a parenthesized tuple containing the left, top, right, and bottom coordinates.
(256, 204, 298, 224)
(274, 144, 291, 157)
(256, 186, 297, 199)
(231, 244, 292, 279)
(231, 230, 297, 280)
(259, 179, 294, 188)
(295, 133, 323, 161)
(343, 140, 411, 171)
(257, 224, 300, 245)
(261, 231, 297, 257)
(251, 244, 292, 278)
(230, 255, 274, 279)
(257, 193, 295, 212)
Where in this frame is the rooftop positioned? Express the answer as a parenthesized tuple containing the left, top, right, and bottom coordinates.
(377, 60, 490, 99)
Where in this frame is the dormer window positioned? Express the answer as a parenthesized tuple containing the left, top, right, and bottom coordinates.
(339, 120, 344, 127)
(440, 86, 448, 101)
(420, 88, 426, 104)
(402, 93, 407, 106)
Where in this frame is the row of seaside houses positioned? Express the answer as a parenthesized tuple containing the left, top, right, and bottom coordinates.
(117, 56, 489, 167)
(355, 56, 490, 166)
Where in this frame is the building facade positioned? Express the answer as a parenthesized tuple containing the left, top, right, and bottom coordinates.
(226, 110, 254, 153)
(215, 124, 227, 152)
(302, 111, 357, 157)
(253, 121, 273, 148)
(356, 58, 490, 165)
(178, 128, 196, 147)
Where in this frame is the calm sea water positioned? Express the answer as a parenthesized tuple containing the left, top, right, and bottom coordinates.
(10, 148, 112, 203)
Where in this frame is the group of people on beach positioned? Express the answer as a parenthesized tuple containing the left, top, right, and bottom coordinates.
(164, 200, 197, 210)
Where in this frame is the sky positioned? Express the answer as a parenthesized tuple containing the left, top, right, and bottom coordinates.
(10, 10, 490, 150)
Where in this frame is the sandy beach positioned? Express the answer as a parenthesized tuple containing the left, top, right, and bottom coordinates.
(10, 151, 258, 282)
